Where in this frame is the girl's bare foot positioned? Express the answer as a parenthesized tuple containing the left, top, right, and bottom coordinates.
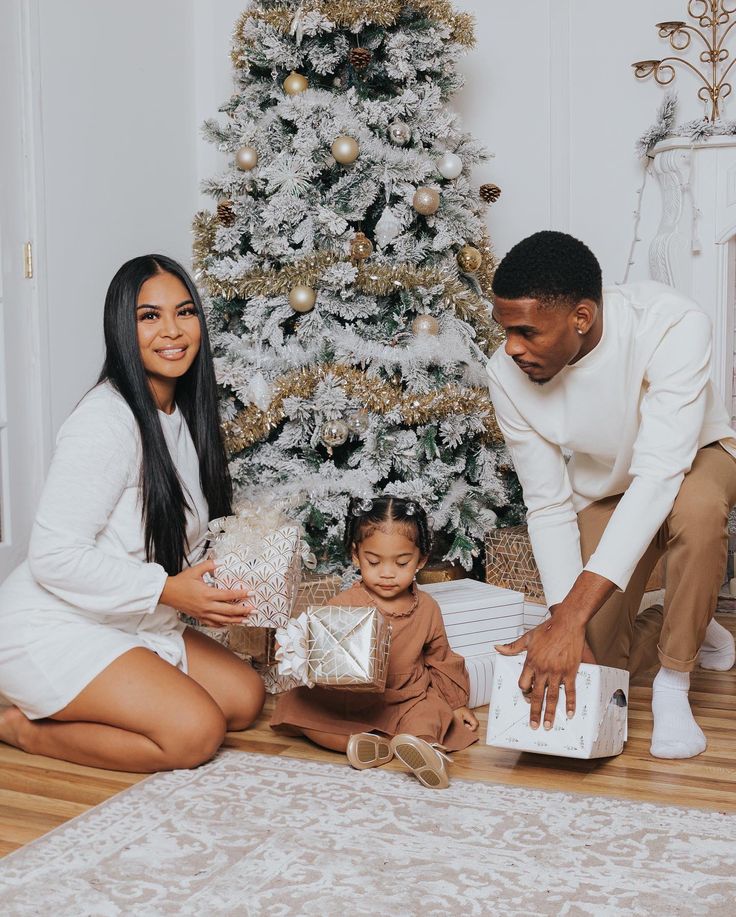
(0, 705, 30, 750)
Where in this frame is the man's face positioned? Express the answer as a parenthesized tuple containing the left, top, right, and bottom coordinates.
(492, 296, 587, 385)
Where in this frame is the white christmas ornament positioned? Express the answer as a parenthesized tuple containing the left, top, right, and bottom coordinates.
(247, 371, 273, 412)
(437, 151, 463, 180)
(374, 207, 402, 248)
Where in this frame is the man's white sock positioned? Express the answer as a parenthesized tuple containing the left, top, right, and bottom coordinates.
(650, 668, 706, 759)
(699, 618, 735, 671)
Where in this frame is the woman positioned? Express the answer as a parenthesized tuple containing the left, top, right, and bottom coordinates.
(0, 255, 264, 772)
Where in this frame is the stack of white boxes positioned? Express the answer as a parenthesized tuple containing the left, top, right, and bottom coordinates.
(423, 579, 525, 709)
(523, 600, 549, 631)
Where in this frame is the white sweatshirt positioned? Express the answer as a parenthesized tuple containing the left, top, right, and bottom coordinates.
(486, 281, 736, 607)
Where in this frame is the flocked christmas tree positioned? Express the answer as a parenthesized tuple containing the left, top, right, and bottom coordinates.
(193, 0, 522, 573)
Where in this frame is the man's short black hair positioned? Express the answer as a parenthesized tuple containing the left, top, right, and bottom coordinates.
(491, 230, 602, 307)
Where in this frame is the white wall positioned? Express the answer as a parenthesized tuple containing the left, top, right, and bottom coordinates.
(454, 0, 707, 285)
(36, 0, 200, 434)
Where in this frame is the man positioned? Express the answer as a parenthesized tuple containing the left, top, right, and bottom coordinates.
(487, 231, 736, 759)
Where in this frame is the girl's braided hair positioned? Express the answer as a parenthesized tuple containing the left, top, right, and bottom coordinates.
(344, 495, 432, 557)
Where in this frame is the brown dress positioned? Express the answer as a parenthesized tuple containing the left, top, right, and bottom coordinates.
(270, 582, 477, 752)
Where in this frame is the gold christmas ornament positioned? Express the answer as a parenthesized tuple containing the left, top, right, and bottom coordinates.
(283, 70, 309, 95)
(331, 135, 360, 165)
(412, 314, 440, 336)
(235, 146, 259, 171)
(480, 183, 502, 203)
(347, 409, 370, 435)
(436, 151, 463, 180)
(349, 47, 372, 70)
(216, 200, 236, 227)
(320, 418, 349, 449)
(350, 231, 374, 261)
(412, 187, 441, 216)
(222, 365, 502, 454)
(388, 120, 411, 146)
(456, 245, 483, 273)
(288, 284, 317, 313)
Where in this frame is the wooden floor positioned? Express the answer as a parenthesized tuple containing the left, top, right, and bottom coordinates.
(1, 614, 734, 858)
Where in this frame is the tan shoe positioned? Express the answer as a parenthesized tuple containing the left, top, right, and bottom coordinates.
(346, 732, 393, 770)
(390, 734, 452, 789)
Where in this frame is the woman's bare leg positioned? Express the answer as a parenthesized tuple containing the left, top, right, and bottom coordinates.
(182, 626, 265, 730)
(0, 648, 227, 772)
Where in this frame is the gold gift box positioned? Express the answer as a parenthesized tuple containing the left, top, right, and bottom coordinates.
(306, 605, 392, 692)
(485, 524, 545, 603)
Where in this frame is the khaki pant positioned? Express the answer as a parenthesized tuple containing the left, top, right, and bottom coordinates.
(578, 443, 736, 674)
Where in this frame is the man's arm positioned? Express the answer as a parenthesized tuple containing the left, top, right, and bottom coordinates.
(487, 371, 584, 605)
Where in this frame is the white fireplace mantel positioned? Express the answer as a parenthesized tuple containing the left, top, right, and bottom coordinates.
(649, 136, 736, 421)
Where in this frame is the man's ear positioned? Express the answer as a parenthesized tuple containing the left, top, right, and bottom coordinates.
(573, 299, 598, 335)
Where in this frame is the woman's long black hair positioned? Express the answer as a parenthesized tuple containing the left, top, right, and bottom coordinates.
(98, 254, 232, 574)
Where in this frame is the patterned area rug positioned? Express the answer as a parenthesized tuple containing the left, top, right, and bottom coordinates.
(1, 751, 734, 916)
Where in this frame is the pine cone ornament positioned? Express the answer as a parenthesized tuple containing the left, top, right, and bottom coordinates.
(480, 183, 502, 204)
(217, 200, 236, 226)
(349, 47, 372, 70)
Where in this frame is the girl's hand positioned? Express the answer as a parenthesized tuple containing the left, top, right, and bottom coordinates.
(160, 558, 255, 628)
(453, 705, 478, 732)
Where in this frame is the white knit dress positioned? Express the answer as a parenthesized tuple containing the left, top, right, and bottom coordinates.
(0, 383, 209, 719)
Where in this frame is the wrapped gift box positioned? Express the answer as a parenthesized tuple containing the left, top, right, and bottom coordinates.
(465, 654, 494, 709)
(486, 652, 629, 759)
(422, 579, 524, 657)
(485, 525, 545, 603)
(306, 605, 391, 692)
(211, 523, 302, 629)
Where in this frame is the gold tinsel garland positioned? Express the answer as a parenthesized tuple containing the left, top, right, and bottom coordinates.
(232, 0, 475, 67)
(192, 214, 501, 354)
(223, 363, 501, 452)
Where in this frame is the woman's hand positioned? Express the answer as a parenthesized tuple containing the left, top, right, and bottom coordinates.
(160, 558, 255, 628)
(453, 705, 479, 732)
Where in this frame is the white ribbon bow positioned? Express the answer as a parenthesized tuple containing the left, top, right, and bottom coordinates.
(275, 613, 314, 687)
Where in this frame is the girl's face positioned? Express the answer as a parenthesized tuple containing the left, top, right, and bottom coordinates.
(352, 525, 427, 599)
(136, 271, 201, 401)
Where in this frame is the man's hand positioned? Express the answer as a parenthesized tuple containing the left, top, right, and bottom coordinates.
(495, 570, 614, 729)
(453, 705, 479, 732)
(495, 614, 586, 730)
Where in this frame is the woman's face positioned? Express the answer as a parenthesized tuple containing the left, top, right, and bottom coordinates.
(136, 271, 201, 396)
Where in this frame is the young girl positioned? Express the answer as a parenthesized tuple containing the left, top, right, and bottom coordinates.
(0, 255, 264, 772)
(271, 495, 478, 788)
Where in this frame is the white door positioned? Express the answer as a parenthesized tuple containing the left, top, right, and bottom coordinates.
(0, 0, 49, 581)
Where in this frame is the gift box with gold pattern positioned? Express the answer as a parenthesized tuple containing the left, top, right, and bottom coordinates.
(485, 525, 545, 603)
(306, 605, 392, 692)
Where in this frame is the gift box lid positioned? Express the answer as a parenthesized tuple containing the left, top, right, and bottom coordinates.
(423, 579, 524, 609)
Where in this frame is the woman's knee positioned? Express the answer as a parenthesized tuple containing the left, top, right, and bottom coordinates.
(227, 668, 266, 732)
(159, 707, 227, 769)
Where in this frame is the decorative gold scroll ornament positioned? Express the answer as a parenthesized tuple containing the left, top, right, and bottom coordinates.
(232, 0, 475, 68)
(222, 364, 502, 452)
(633, 1, 736, 122)
(193, 212, 500, 354)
